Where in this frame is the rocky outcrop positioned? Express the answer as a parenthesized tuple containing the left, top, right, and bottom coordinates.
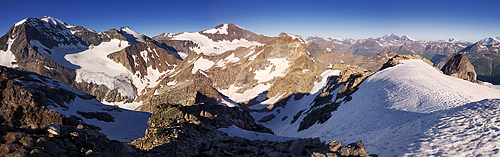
(131, 102, 375, 156)
(107, 41, 180, 78)
(0, 66, 136, 156)
(441, 53, 477, 82)
(154, 39, 198, 59)
(71, 26, 127, 47)
(139, 70, 223, 113)
(451, 42, 500, 84)
(379, 54, 436, 71)
(74, 81, 131, 102)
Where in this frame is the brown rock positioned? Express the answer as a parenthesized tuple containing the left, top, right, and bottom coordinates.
(329, 141, 342, 152)
(441, 53, 477, 82)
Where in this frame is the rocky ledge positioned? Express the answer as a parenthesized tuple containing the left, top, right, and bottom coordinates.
(131, 102, 375, 156)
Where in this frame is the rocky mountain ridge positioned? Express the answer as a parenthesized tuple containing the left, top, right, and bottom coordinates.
(153, 23, 276, 58)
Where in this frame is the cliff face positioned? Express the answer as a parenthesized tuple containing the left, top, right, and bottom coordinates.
(441, 53, 477, 82)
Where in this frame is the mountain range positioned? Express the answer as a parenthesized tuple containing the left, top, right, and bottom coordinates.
(1, 16, 500, 156)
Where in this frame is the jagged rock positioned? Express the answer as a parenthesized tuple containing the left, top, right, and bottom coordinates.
(441, 53, 477, 82)
(329, 141, 342, 152)
(47, 124, 60, 136)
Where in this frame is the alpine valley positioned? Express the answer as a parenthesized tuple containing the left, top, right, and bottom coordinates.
(1, 16, 500, 157)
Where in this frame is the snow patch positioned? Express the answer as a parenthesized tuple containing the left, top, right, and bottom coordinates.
(15, 18, 27, 27)
(217, 97, 239, 108)
(48, 97, 151, 142)
(219, 84, 272, 103)
(203, 24, 229, 35)
(0, 38, 18, 68)
(310, 70, 341, 94)
(216, 53, 240, 67)
(254, 58, 290, 83)
(191, 57, 215, 74)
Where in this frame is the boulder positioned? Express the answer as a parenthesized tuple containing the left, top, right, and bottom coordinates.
(441, 53, 477, 82)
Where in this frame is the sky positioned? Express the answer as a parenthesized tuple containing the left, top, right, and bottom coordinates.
(0, 0, 499, 42)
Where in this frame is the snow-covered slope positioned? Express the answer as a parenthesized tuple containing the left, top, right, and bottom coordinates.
(170, 32, 263, 56)
(65, 39, 136, 100)
(120, 26, 147, 45)
(256, 59, 500, 156)
(18, 72, 151, 143)
(478, 37, 500, 45)
(0, 38, 18, 67)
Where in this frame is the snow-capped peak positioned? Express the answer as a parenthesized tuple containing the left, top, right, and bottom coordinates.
(478, 37, 500, 45)
(15, 18, 27, 27)
(203, 24, 229, 35)
(376, 34, 400, 42)
(438, 38, 461, 43)
(400, 35, 415, 41)
(40, 16, 74, 28)
(281, 33, 308, 44)
(120, 26, 146, 45)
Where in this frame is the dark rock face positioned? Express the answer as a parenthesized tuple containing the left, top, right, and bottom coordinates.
(71, 26, 127, 47)
(0, 66, 67, 129)
(155, 39, 198, 59)
(441, 53, 477, 82)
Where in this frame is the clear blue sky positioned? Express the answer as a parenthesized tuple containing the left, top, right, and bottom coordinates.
(1, 0, 499, 42)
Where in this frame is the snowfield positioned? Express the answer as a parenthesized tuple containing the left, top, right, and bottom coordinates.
(254, 58, 290, 83)
(121, 27, 146, 45)
(253, 59, 500, 156)
(191, 57, 215, 74)
(171, 32, 262, 56)
(48, 97, 151, 142)
(66, 39, 137, 99)
(24, 74, 150, 143)
(0, 38, 18, 68)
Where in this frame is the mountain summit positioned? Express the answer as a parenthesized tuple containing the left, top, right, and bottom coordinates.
(153, 23, 275, 58)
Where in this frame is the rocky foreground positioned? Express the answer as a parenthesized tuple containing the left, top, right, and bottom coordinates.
(0, 66, 374, 156)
